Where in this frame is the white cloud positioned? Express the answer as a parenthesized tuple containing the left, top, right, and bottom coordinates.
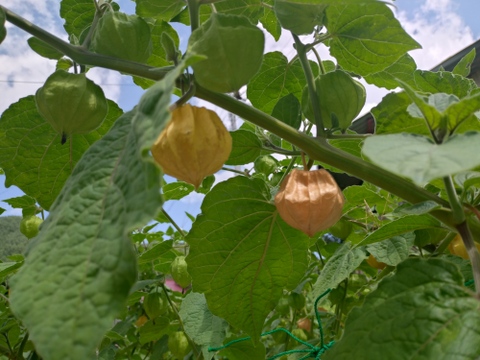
(396, 0, 475, 70)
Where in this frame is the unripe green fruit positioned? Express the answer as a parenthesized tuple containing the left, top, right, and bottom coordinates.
(254, 155, 278, 176)
(143, 292, 167, 319)
(90, 11, 152, 63)
(275, 295, 290, 315)
(20, 216, 43, 239)
(328, 219, 352, 240)
(35, 70, 107, 144)
(291, 328, 308, 342)
(168, 331, 191, 359)
(288, 292, 305, 310)
(171, 256, 192, 288)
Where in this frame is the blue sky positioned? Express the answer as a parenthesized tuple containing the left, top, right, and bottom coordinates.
(1, 0, 480, 231)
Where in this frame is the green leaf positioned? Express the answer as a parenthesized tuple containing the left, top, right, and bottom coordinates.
(163, 182, 195, 201)
(135, 0, 184, 21)
(312, 242, 367, 300)
(9, 62, 185, 360)
(188, 13, 265, 93)
(453, 48, 476, 77)
(343, 185, 388, 215)
(0, 261, 23, 279)
(364, 53, 417, 89)
(366, 232, 415, 266)
(357, 214, 441, 247)
(323, 258, 480, 360)
(179, 292, 228, 360)
(215, 0, 264, 23)
(362, 132, 480, 185)
(247, 52, 316, 114)
(0, 7, 7, 44)
(60, 0, 96, 38)
(327, 138, 363, 159)
(134, 20, 180, 89)
(27, 37, 64, 60)
(274, 0, 327, 35)
(259, 0, 281, 41)
(138, 240, 174, 265)
(325, 3, 421, 76)
(225, 130, 263, 165)
(454, 171, 480, 191)
(271, 94, 302, 129)
(138, 317, 170, 344)
(302, 70, 366, 129)
(218, 338, 266, 360)
(393, 200, 442, 216)
(3, 196, 36, 210)
(0, 96, 122, 210)
(413, 70, 477, 98)
(186, 176, 309, 339)
(372, 91, 430, 135)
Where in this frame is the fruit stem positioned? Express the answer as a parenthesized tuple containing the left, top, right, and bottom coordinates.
(161, 209, 186, 238)
(292, 33, 325, 137)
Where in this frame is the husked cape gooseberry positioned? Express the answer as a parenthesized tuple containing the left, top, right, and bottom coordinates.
(90, 11, 152, 63)
(151, 104, 232, 188)
(35, 70, 108, 144)
(275, 169, 344, 237)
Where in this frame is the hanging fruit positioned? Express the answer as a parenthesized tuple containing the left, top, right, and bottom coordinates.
(448, 234, 480, 259)
(170, 256, 192, 289)
(275, 169, 344, 237)
(90, 11, 152, 63)
(35, 70, 108, 144)
(151, 104, 232, 188)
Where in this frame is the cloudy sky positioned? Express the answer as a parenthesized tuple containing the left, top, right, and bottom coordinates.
(1, 0, 479, 228)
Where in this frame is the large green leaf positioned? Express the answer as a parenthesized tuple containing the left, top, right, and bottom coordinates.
(9, 63, 184, 360)
(259, 0, 281, 41)
(0, 97, 122, 210)
(274, 0, 327, 35)
(362, 132, 480, 186)
(366, 232, 415, 266)
(225, 130, 264, 165)
(134, 20, 180, 89)
(324, 258, 480, 360)
(372, 92, 430, 135)
(413, 70, 477, 98)
(135, 0, 184, 21)
(179, 292, 228, 360)
(325, 3, 421, 76)
(186, 176, 309, 339)
(364, 54, 417, 89)
(271, 94, 302, 129)
(60, 0, 96, 39)
(357, 214, 441, 247)
(215, 0, 264, 23)
(312, 242, 366, 300)
(247, 52, 316, 114)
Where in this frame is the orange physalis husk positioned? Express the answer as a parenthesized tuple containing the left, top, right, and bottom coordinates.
(275, 169, 345, 237)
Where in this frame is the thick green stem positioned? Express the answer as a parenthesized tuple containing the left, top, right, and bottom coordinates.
(443, 176, 465, 224)
(457, 222, 480, 297)
(292, 34, 325, 137)
(187, 0, 201, 32)
(2, 6, 173, 80)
